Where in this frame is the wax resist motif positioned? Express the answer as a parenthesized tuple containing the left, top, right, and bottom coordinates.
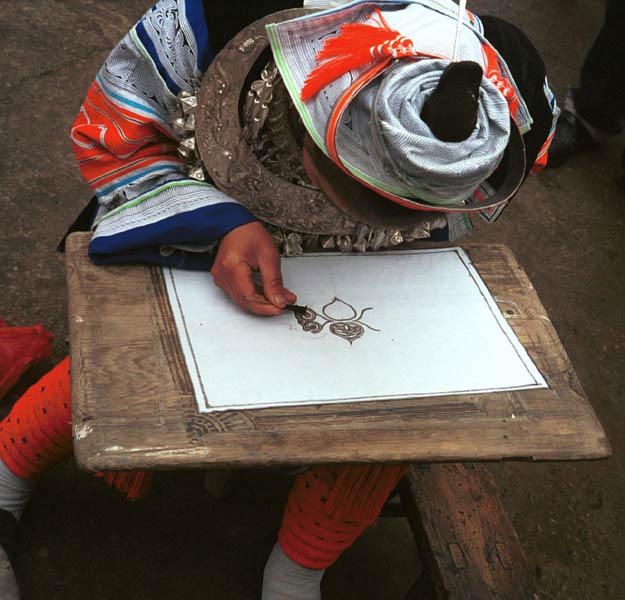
(294, 297, 380, 344)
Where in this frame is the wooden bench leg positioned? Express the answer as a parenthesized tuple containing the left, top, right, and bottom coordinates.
(399, 463, 538, 600)
(203, 468, 233, 500)
(404, 571, 438, 600)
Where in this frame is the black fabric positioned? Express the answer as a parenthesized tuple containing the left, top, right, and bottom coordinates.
(479, 15, 553, 184)
(57, 195, 99, 253)
(0, 508, 18, 563)
(573, 0, 625, 133)
(203, 0, 302, 55)
(545, 108, 595, 167)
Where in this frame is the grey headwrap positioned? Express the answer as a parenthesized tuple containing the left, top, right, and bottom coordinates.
(372, 59, 511, 203)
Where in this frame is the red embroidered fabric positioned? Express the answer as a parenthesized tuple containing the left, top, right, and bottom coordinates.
(71, 82, 180, 196)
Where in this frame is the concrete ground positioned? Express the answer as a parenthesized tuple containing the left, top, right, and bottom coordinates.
(1, 0, 623, 598)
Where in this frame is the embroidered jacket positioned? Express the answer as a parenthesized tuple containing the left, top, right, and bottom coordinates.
(71, 0, 260, 268)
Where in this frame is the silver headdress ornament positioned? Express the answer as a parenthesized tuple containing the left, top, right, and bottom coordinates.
(172, 8, 447, 256)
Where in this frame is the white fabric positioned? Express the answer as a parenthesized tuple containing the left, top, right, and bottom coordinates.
(142, 0, 204, 88)
(92, 180, 242, 239)
(165, 248, 547, 413)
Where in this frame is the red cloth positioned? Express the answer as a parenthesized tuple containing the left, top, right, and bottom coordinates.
(278, 463, 407, 569)
(0, 319, 54, 401)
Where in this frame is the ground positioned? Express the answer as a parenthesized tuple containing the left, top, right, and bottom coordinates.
(0, 0, 624, 599)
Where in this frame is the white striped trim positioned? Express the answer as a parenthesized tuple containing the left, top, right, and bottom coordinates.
(93, 181, 241, 238)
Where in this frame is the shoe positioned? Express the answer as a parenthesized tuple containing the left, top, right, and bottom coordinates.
(0, 509, 19, 599)
(546, 109, 594, 168)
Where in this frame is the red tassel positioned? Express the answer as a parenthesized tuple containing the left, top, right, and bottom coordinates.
(301, 10, 416, 101)
(481, 43, 519, 117)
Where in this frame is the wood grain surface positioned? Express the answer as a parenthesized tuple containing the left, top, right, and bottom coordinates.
(65, 232, 610, 471)
(400, 463, 538, 600)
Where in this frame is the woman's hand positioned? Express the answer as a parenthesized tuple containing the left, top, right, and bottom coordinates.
(210, 222, 297, 316)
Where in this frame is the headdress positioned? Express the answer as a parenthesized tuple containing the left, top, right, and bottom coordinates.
(185, 1, 530, 251)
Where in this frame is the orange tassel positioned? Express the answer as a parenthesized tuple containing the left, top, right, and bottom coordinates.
(96, 470, 154, 501)
(301, 10, 416, 101)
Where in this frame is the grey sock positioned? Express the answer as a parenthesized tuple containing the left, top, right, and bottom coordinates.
(0, 459, 36, 520)
(261, 543, 324, 600)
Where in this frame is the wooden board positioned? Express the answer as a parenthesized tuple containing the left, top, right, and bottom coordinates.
(65, 232, 610, 471)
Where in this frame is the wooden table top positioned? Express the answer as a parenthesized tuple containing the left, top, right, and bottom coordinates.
(65, 232, 610, 471)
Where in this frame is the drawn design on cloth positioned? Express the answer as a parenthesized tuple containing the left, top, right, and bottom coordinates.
(294, 297, 380, 344)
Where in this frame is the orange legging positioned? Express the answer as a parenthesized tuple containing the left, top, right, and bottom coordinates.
(0, 357, 151, 498)
(0, 358, 405, 565)
(0, 358, 73, 479)
(279, 463, 407, 569)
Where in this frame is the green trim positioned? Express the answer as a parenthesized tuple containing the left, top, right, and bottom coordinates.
(266, 25, 325, 150)
(129, 28, 152, 66)
(341, 161, 472, 205)
(96, 180, 213, 223)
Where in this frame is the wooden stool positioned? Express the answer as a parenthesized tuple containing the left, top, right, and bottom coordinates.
(400, 463, 537, 600)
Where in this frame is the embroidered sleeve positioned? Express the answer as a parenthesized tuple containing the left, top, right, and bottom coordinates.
(70, 0, 256, 269)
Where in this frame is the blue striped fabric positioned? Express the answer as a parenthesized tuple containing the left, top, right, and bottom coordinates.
(75, 0, 254, 271)
(135, 19, 183, 96)
(185, 0, 213, 71)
